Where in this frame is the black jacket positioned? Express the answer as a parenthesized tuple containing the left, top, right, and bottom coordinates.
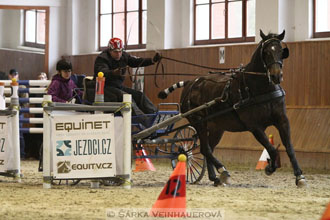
(94, 50, 154, 88)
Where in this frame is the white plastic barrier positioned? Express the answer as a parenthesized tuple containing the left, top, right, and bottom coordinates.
(42, 94, 132, 189)
(0, 110, 20, 180)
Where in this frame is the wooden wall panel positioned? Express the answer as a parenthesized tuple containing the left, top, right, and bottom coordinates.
(217, 108, 330, 153)
(0, 49, 44, 80)
(66, 41, 330, 106)
(69, 53, 98, 75)
(9, 40, 329, 107)
(280, 41, 330, 106)
(126, 41, 329, 107)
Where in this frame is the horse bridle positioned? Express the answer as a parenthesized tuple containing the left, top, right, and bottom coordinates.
(259, 38, 289, 82)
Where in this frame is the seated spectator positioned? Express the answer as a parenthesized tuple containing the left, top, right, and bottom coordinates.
(37, 72, 48, 81)
(47, 59, 82, 103)
(9, 69, 18, 80)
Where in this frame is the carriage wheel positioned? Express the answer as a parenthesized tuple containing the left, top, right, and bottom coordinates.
(171, 126, 206, 184)
(100, 177, 126, 186)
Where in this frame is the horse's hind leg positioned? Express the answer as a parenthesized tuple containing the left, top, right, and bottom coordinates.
(252, 129, 280, 175)
(275, 116, 306, 187)
(197, 126, 219, 183)
(197, 124, 228, 186)
(208, 128, 231, 186)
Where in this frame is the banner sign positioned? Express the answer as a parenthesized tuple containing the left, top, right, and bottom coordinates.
(51, 114, 116, 179)
(0, 116, 12, 173)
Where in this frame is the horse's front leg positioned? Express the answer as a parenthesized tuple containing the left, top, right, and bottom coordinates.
(252, 129, 280, 175)
(275, 116, 306, 187)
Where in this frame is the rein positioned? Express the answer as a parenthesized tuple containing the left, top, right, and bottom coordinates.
(152, 56, 270, 86)
(161, 56, 232, 71)
(127, 37, 286, 87)
(121, 55, 270, 87)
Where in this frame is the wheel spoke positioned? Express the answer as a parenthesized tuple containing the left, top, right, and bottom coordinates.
(172, 126, 205, 184)
(187, 160, 198, 183)
(189, 160, 202, 175)
(189, 156, 205, 161)
(190, 157, 204, 169)
(189, 166, 197, 183)
(191, 167, 198, 182)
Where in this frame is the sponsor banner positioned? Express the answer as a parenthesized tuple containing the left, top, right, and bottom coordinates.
(0, 116, 12, 172)
(51, 114, 116, 179)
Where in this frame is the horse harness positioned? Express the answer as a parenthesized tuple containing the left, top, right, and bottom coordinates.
(149, 70, 286, 140)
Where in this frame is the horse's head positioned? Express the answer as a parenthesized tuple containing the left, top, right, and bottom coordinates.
(259, 30, 289, 84)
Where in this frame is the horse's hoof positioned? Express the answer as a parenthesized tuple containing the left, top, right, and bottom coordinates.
(213, 178, 221, 187)
(296, 175, 307, 188)
(265, 165, 275, 176)
(220, 171, 231, 185)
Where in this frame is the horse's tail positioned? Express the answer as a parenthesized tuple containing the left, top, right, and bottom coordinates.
(158, 80, 189, 99)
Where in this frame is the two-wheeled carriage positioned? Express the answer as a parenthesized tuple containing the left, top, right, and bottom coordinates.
(131, 103, 206, 184)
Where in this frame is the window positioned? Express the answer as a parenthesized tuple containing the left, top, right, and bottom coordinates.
(99, 0, 147, 50)
(24, 9, 46, 49)
(314, 0, 330, 38)
(194, 0, 255, 45)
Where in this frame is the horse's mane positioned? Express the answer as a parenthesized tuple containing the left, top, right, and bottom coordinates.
(244, 42, 263, 71)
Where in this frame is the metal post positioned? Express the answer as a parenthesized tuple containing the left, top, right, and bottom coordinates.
(0, 82, 5, 110)
(10, 79, 21, 182)
(91, 72, 105, 189)
(43, 95, 52, 189)
(122, 94, 132, 189)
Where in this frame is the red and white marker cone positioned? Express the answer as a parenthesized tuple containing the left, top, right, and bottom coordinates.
(133, 147, 156, 172)
(256, 134, 274, 170)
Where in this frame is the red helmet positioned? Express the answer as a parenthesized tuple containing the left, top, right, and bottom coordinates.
(108, 38, 124, 51)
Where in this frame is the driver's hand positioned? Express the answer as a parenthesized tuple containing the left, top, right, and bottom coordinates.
(112, 68, 122, 76)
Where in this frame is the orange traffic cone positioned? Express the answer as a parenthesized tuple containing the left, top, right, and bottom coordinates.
(256, 149, 270, 170)
(321, 202, 330, 220)
(256, 134, 273, 170)
(133, 147, 156, 172)
(149, 154, 187, 218)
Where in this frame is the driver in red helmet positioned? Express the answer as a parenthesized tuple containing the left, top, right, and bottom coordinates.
(94, 37, 161, 115)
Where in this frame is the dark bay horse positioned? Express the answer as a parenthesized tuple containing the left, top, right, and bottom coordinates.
(158, 30, 306, 187)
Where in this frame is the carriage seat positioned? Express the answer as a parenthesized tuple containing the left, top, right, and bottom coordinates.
(71, 74, 86, 89)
